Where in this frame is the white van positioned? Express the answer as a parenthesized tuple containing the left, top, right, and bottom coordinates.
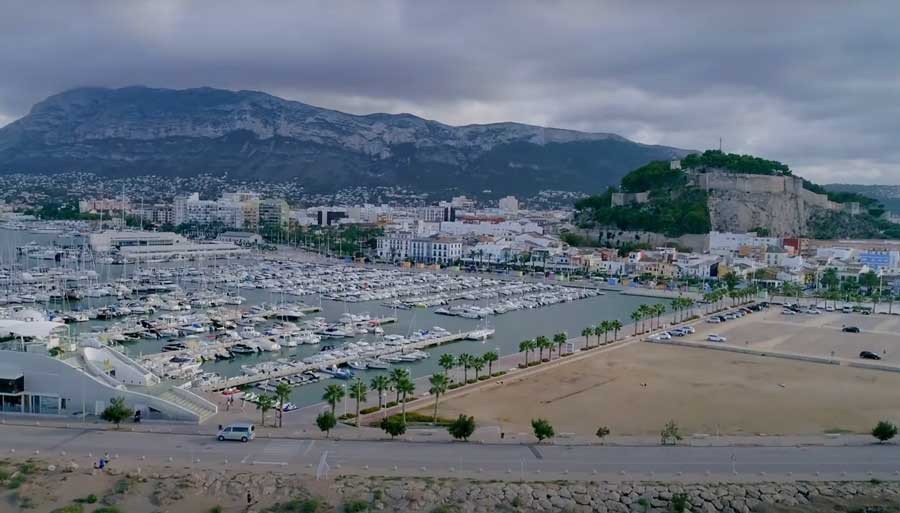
(217, 422, 255, 442)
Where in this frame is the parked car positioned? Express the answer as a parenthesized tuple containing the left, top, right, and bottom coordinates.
(670, 329, 687, 337)
(825, 306, 835, 312)
(859, 351, 881, 360)
(842, 326, 860, 333)
(707, 334, 727, 342)
(707, 317, 722, 324)
(842, 307, 853, 313)
(781, 309, 796, 316)
(217, 422, 255, 442)
(681, 326, 696, 334)
(653, 332, 672, 340)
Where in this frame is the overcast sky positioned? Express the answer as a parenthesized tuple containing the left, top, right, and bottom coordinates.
(1, 1, 898, 184)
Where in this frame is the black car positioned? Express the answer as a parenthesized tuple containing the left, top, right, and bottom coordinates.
(842, 326, 861, 333)
(859, 351, 881, 360)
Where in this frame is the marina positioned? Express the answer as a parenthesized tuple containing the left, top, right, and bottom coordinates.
(0, 227, 661, 410)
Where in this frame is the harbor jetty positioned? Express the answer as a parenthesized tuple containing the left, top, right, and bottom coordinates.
(201, 329, 482, 392)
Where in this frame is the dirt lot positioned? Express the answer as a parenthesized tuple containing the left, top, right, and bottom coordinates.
(688, 307, 900, 363)
(435, 342, 900, 436)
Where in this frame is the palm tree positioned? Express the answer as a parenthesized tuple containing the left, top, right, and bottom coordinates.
(553, 332, 567, 357)
(322, 384, 345, 416)
(581, 326, 593, 350)
(671, 297, 682, 323)
(482, 350, 499, 376)
(389, 368, 409, 403)
(631, 310, 642, 336)
(397, 377, 415, 423)
(472, 356, 485, 380)
(429, 374, 449, 425)
(257, 394, 275, 427)
(535, 335, 550, 361)
(438, 353, 456, 377)
(349, 378, 367, 427)
(274, 382, 292, 428)
(369, 375, 390, 409)
(597, 320, 608, 344)
(519, 339, 533, 366)
(654, 303, 666, 329)
(610, 319, 622, 341)
(458, 353, 473, 382)
(638, 304, 652, 333)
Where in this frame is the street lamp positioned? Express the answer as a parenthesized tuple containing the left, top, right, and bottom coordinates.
(341, 383, 347, 416)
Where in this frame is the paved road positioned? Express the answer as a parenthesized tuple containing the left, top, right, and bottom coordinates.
(3, 425, 899, 482)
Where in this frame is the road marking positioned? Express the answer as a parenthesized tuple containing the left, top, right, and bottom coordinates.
(252, 461, 288, 466)
(528, 445, 544, 460)
(302, 440, 315, 456)
(241, 453, 251, 464)
(262, 440, 300, 457)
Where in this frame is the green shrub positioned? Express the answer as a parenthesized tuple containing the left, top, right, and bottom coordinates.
(448, 383, 463, 390)
(343, 499, 369, 513)
(359, 406, 380, 415)
(264, 498, 322, 513)
(114, 478, 131, 494)
(431, 505, 455, 513)
(210, 506, 223, 513)
(94, 507, 124, 513)
(75, 494, 98, 504)
(872, 420, 898, 442)
(671, 493, 688, 513)
(7, 474, 26, 489)
(18, 462, 37, 475)
(385, 401, 398, 408)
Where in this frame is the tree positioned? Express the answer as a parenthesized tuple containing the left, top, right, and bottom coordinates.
(724, 272, 739, 291)
(349, 378, 367, 427)
(872, 420, 898, 443)
(369, 375, 390, 409)
(380, 416, 407, 439)
(531, 418, 555, 442)
(438, 353, 456, 377)
(595, 426, 611, 443)
(482, 350, 499, 376)
(631, 310, 642, 335)
(660, 420, 682, 445)
(257, 394, 275, 427)
(610, 320, 623, 341)
(653, 304, 666, 329)
(389, 368, 409, 404)
(322, 384, 345, 416)
(535, 335, 550, 361)
(316, 411, 337, 437)
(274, 382, 292, 428)
(429, 374, 449, 424)
(581, 326, 593, 349)
(397, 377, 415, 423)
(448, 414, 476, 441)
(100, 397, 131, 429)
(472, 356, 485, 380)
(458, 353, 473, 382)
(553, 332, 567, 357)
(519, 339, 533, 366)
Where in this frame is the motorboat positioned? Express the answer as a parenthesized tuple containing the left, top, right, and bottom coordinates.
(365, 359, 390, 370)
(347, 361, 368, 371)
(231, 343, 258, 354)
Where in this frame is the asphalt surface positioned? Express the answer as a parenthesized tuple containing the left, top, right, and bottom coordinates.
(3, 425, 900, 482)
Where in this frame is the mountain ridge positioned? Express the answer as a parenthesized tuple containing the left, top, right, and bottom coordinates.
(0, 86, 691, 194)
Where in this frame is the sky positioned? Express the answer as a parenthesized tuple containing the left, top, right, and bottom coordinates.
(1, 1, 898, 184)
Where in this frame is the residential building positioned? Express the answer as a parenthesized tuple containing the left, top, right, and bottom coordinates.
(259, 198, 289, 229)
(498, 195, 519, 213)
(408, 236, 463, 264)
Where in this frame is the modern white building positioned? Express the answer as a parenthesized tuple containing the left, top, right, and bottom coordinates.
(709, 231, 780, 254)
(88, 230, 186, 252)
(408, 237, 463, 264)
(0, 319, 215, 423)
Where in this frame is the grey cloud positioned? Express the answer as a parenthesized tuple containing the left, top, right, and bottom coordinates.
(0, 0, 898, 183)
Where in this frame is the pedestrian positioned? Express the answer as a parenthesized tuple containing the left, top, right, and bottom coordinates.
(247, 491, 253, 510)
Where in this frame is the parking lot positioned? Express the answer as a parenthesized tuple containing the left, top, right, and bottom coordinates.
(682, 304, 900, 364)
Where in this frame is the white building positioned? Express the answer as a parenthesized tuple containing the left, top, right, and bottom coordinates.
(174, 193, 245, 229)
(709, 231, 780, 254)
(376, 232, 414, 261)
(88, 230, 186, 252)
(498, 195, 519, 214)
(408, 237, 463, 264)
(439, 220, 542, 237)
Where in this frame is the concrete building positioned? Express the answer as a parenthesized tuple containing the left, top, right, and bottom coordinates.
(376, 232, 414, 261)
(315, 208, 348, 226)
(498, 196, 519, 214)
(419, 205, 456, 223)
(408, 236, 463, 264)
(88, 230, 186, 252)
(0, 321, 215, 423)
(174, 193, 245, 229)
(259, 198, 289, 229)
(117, 242, 249, 262)
(132, 203, 174, 226)
(709, 231, 780, 254)
(217, 231, 264, 245)
(859, 250, 900, 271)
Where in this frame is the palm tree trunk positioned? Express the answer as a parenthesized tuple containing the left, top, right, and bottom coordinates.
(433, 394, 440, 426)
(401, 393, 408, 423)
(356, 399, 361, 427)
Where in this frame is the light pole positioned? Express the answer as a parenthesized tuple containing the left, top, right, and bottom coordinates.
(341, 383, 347, 416)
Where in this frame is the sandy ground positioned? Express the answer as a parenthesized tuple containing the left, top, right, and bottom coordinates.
(685, 308, 900, 363)
(435, 342, 900, 437)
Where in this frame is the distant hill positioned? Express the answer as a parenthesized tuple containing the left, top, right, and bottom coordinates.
(825, 184, 900, 214)
(575, 150, 900, 240)
(0, 86, 691, 195)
